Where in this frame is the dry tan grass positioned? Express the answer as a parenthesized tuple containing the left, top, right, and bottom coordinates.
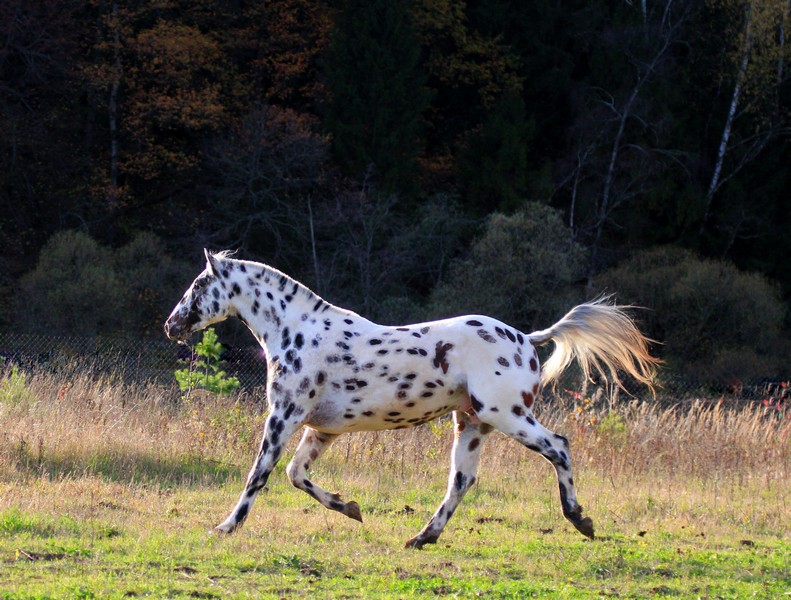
(1, 363, 788, 539)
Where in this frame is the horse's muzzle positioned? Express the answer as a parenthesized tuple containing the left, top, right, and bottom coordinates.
(164, 317, 188, 342)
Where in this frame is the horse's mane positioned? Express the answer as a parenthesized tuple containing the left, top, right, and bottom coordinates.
(211, 249, 238, 261)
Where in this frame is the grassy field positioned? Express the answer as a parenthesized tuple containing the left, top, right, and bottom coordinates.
(0, 365, 788, 598)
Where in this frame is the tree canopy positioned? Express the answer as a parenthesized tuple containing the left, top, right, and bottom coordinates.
(1, 0, 789, 385)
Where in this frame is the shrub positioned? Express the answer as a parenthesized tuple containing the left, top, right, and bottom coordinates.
(0, 365, 34, 409)
(15, 230, 191, 337)
(430, 202, 586, 330)
(16, 231, 119, 336)
(594, 246, 788, 384)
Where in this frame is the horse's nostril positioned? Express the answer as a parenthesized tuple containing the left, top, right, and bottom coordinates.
(164, 320, 180, 339)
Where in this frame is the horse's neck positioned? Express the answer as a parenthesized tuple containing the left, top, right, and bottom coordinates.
(229, 261, 349, 355)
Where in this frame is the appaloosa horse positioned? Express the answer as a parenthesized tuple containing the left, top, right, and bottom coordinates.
(165, 250, 658, 548)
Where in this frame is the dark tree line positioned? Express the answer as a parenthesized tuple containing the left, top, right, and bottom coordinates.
(1, 0, 789, 384)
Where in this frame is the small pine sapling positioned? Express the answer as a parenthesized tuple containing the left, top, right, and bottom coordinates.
(174, 328, 240, 397)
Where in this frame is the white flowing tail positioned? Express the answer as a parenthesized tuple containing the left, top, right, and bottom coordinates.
(528, 298, 659, 392)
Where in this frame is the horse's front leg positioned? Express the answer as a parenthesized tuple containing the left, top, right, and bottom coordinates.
(216, 398, 305, 533)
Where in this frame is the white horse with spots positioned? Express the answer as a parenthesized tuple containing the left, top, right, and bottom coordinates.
(165, 250, 658, 548)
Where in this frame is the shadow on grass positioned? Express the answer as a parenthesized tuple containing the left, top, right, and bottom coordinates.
(10, 448, 241, 488)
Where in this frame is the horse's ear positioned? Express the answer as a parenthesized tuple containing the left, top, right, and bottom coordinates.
(204, 248, 221, 276)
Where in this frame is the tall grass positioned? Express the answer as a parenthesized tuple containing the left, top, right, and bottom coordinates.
(1, 362, 788, 537)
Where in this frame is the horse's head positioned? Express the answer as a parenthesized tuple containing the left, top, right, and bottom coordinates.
(164, 249, 232, 342)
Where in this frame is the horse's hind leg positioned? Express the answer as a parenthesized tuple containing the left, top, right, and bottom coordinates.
(471, 394, 594, 539)
(405, 411, 491, 549)
(286, 428, 362, 522)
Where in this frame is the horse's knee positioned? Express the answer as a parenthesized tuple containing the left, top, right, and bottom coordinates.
(453, 470, 476, 494)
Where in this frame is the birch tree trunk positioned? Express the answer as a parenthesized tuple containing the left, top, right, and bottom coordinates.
(700, 4, 752, 232)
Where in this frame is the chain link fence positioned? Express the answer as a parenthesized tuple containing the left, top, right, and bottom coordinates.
(0, 331, 268, 391)
(0, 331, 787, 410)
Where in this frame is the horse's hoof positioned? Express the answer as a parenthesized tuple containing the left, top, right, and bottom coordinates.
(214, 521, 237, 535)
(344, 501, 363, 523)
(573, 516, 595, 540)
(404, 533, 438, 550)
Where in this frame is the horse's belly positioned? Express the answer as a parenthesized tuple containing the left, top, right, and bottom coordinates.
(306, 385, 466, 434)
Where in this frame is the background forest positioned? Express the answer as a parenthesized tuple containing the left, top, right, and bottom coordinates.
(1, 0, 790, 387)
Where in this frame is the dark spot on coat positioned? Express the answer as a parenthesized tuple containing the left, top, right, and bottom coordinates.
(235, 503, 249, 522)
(477, 329, 497, 344)
(466, 319, 483, 327)
(521, 391, 534, 408)
(433, 341, 454, 374)
(454, 471, 466, 491)
(471, 395, 484, 412)
(283, 403, 295, 420)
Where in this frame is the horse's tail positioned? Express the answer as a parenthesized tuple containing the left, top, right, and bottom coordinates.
(528, 297, 659, 393)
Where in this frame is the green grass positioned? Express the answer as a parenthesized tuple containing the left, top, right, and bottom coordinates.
(0, 467, 788, 599)
(0, 367, 788, 598)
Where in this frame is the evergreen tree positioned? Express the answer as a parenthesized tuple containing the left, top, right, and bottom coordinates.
(322, 0, 430, 195)
(456, 92, 533, 214)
